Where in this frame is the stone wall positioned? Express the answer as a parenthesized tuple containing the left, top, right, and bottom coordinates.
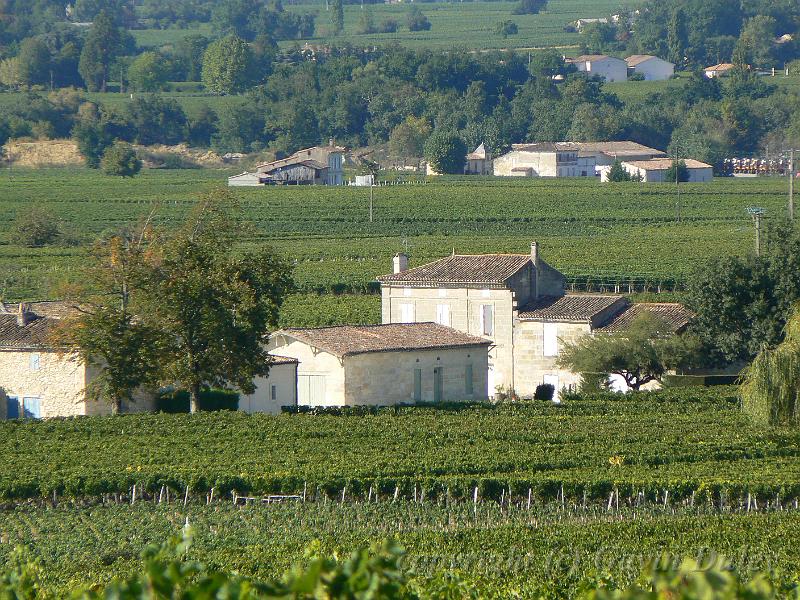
(493, 151, 558, 177)
(267, 337, 346, 406)
(514, 320, 591, 398)
(382, 285, 514, 396)
(240, 361, 297, 414)
(344, 347, 489, 405)
(0, 350, 90, 418)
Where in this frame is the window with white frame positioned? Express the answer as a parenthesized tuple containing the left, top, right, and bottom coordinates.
(436, 304, 450, 327)
(30, 353, 40, 371)
(543, 323, 559, 357)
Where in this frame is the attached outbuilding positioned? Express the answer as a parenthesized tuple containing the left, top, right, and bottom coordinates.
(704, 63, 735, 78)
(238, 356, 298, 414)
(610, 158, 714, 183)
(227, 172, 267, 187)
(268, 323, 491, 407)
(625, 55, 675, 81)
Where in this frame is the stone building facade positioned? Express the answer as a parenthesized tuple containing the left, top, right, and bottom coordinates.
(268, 323, 490, 406)
(0, 302, 155, 419)
(238, 357, 298, 414)
(378, 244, 692, 400)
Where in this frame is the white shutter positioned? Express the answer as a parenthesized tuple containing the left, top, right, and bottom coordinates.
(400, 303, 415, 323)
(436, 304, 450, 326)
(543, 323, 559, 357)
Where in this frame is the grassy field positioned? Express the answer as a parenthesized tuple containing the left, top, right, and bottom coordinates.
(128, 0, 645, 52)
(2, 388, 800, 596)
(0, 168, 790, 317)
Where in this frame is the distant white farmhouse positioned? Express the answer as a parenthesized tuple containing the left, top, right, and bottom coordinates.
(568, 55, 628, 82)
(573, 18, 608, 31)
(704, 63, 735, 78)
(426, 143, 493, 176)
(268, 323, 491, 406)
(228, 142, 346, 187)
(625, 55, 675, 81)
(601, 158, 714, 183)
(493, 141, 666, 178)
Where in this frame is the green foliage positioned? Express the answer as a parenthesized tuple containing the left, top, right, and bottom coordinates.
(512, 0, 547, 16)
(389, 116, 431, 161)
(423, 129, 466, 174)
(664, 160, 690, 183)
(10, 205, 61, 247)
(78, 10, 124, 92)
(155, 388, 239, 413)
(687, 221, 800, 362)
(127, 52, 170, 93)
(406, 7, 431, 32)
(101, 142, 142, 177)
(16, 36, 52, 88)
(557, 313, 703, 390)
(331, 0, 345, 36)
(140, 190, 293, 412)
(606, 160, 642, 182)
(495, 20, 518, 38)
(741, 306, 800, 426)
(125, 95, 188, 146)
(201, 35, 255, 95)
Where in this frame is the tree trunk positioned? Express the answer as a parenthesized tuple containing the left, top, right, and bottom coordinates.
(111, 398, 121, 415)
(190, 383, 201, 414)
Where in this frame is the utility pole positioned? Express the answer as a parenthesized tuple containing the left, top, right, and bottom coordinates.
(746, 207, 766, 256)
(369, 182, 374, 223)
(789, 148, 795, 220)
(675, 144, 681, 222)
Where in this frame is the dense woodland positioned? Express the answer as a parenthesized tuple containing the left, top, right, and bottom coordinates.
(0, 0, 799, 166)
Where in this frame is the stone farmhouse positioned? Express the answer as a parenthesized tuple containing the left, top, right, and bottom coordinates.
(493, 141, 666, 178)
(377, 243, 692, 400)
(625, 55, 675, 81)
(267, 323, 490, 406)
(566, 55, 628, 82)
(238, 355, 298, 414)
(426, 143, 493, 176)
(0, 302, 155, 419)
(601, 158, 714, 183)
(228, 142, 345, 187)
(704, 63, 735, 78)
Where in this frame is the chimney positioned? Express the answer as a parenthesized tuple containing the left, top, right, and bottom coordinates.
(329, 137, 335, 147)
(530, 241, 539, 267)
(17, 303, 34, 327)
(393, 253, 408, 274)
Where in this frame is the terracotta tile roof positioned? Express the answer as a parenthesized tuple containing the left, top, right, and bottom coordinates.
(275, 323, 491, 358)
(575, 141, 666, 155)
(269, 354, 299, 365)
(377, 254, 532, 286)
(623, 158, 712, 170)
(572, 54, 612, 62)
(705, 63, 734, 72)
(518, 294, 625, 322)
(597, 303, 693, 333)
(625, 54, 666, 67)
(511, 142, 579, 153)
(0, 301, 80, 350)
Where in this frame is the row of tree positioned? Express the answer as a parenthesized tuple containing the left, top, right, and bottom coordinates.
(56, 190, 293, 413)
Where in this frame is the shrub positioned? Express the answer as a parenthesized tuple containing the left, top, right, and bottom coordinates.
(101, 142, 142, 177)
(11, 206, 61, 247)
(512, 0, 547, 15)
(628, 72, 645, 81)
(534, 383, 555, 401)
(496, 20, 518, 37)
(407, 7, 431, 31)
(156, 389, 239, 413)
(378, 18, 398, 33)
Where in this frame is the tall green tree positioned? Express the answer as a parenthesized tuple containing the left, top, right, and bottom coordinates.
(666, 8, 688, 67)
(664, 160, 689, 183)
(423, 129, 466, 174)
(142, 191, 293, 413)
(687, 222, 800, 362)
(201, 35, 255, 94)
(741, 306, 800, 425)
(78, 10, 123, 92)
(330, 0, 344, 36)
(16, 36, 51, 88)
(127, 52, 169, 92)
(557, 312, 702, 390)
(54, 222, 161, 414)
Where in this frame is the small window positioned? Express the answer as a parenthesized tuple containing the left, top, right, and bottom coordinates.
(413, 369, 422, 402)
(481, 304, 494, 336)
(436, 304, 450, 327)
(22, 397, 41, 420)
(270, 385, 277, 401)
(543, 323, 559, 357)
(30, 354, 40, 372)
(6, 396, 20, 419)
(465, 364, 474, 396)
(400, 303, 415, 323)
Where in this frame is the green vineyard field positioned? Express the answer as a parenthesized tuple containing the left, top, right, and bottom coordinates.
(1, 388, 799, 503)
(0, 168, 791, 327)
(2, 492, 800, 596)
